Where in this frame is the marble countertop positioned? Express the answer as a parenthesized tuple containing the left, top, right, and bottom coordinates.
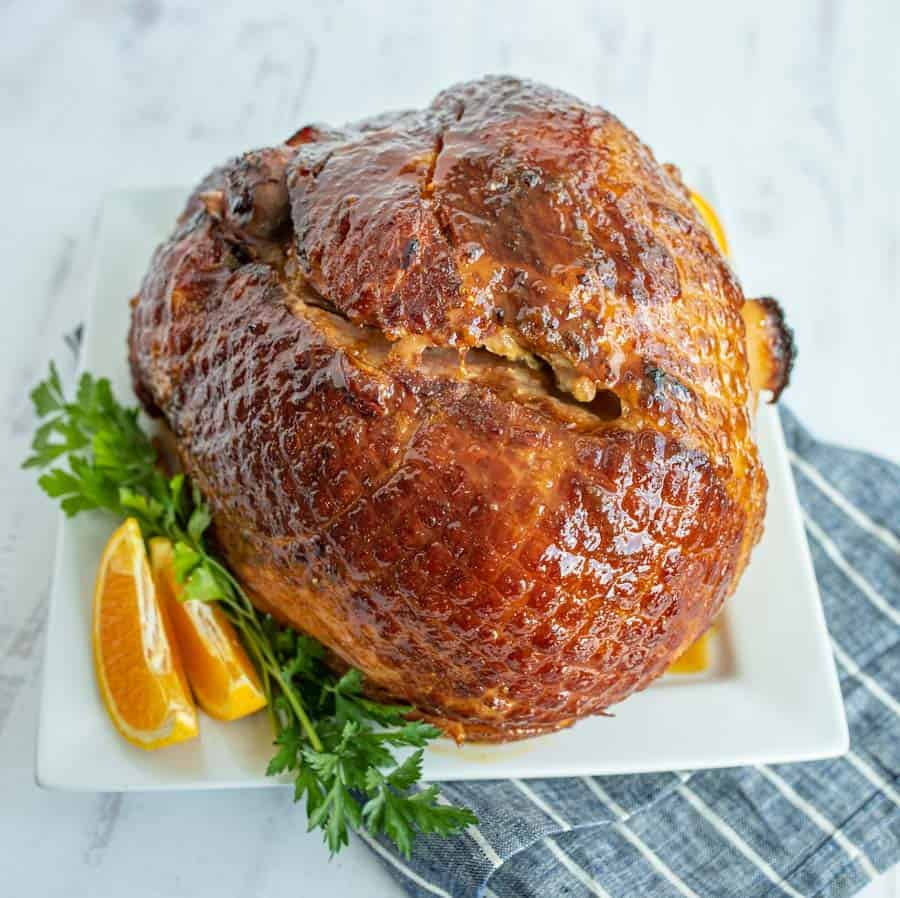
(1, 1, 897, 895)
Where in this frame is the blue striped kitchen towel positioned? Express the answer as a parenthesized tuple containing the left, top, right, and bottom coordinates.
(364, 408, 900, 898)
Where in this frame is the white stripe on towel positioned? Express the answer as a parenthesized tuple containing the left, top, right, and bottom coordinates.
(512, 779, 571, 830)
(581, 777, 702, 898)
(803, 512, 900, 628)
(434, 792, 503, 869)
(357, 830, 453, 898)
(543, 837, 614, 898)
(677, 784, 805, 898)
(788, 448, 900, 555)
(845, 751, 900, 808)
(513, 780, 620, 898)
(464, 823, 503, 870)
(757, 765, 879, 880)
(830, 638, 900, 717)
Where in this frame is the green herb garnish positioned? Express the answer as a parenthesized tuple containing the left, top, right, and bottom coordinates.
(25, 362, 477, 857)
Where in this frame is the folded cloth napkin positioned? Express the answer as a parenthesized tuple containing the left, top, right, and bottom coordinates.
(364, 409, 900, 898)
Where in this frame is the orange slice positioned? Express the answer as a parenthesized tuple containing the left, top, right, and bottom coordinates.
(667, 631, 711, 675)
(690, 190, 730, 257)
(93, 519, 198, 749)
(150, 538, 267, 721)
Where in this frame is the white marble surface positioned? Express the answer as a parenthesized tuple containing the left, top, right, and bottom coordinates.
(1, 1, 897, 895)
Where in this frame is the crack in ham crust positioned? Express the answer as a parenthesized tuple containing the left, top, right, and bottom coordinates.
(129, 76, 770, 741)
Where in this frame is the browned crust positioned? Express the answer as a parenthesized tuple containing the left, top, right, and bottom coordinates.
(742, 296, 796, 403)
(128, 77, 775, 742)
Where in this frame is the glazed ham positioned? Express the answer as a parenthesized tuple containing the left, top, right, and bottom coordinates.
(129, 77, 793, 741)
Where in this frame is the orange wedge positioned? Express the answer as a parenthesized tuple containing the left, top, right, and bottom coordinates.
(667, 631, 711, 675)
(690, 190, 730, 257)
(150, 538, 267, 721)
(93, 519, 198, 749)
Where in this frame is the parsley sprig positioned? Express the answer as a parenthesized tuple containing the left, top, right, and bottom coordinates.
(25, 363, 477, 857)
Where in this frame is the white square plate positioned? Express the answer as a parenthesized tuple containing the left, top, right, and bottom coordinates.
(36, 189, 848, 791)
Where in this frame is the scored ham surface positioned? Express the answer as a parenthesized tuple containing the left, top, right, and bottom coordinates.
(129, 76, 792, 741)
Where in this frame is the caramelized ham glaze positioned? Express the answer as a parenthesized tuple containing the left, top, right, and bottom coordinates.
(129, 77, 793, 741)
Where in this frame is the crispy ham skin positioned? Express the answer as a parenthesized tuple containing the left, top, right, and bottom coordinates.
(129, 77, 792, 741)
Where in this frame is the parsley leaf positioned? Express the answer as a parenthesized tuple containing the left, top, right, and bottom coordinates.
(266, 725, 303, 777)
